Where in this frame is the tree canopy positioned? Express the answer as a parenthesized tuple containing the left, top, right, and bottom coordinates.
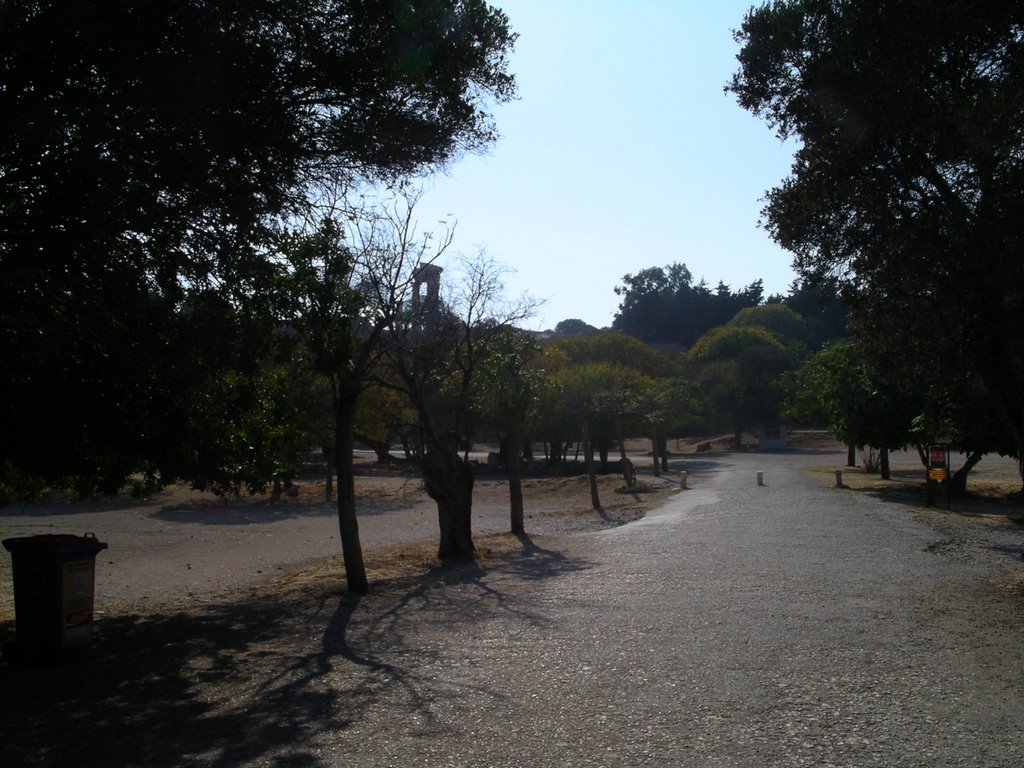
(612, 262, 763, 346)
(729, 0, 1024, 480)
(0, 0, 517, 499)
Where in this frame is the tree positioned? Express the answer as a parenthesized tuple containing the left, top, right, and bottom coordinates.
(353, 382, 414, 465)
(279, 191, 451, 593)
(787, 341, 918, 479)
(382, 251, 536, 559)
(689, 326, 794, 449)
(847, 287, 1018, 493)
(542, 332, 693, 487)
(550, 363, 622, 510)
(473, 327, 545, 533)
(554, 318, 600, 336)
(729, 0, 1024, 489)
(0, 0, 517, 500)
(612, 263, 764, 346)
(728, 304, 807, 349)
(782, 277, 848, 351)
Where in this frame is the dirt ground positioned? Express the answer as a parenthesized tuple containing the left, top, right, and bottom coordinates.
(2, 433, 1020, 624)
(1, 433, 1022, 767)
(0, 449, 683, 623)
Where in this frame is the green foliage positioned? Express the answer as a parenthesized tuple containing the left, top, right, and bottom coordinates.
(687, 323, 797, 442)
(553, 318, 600, 335)
(472, 327, 545, 432)
(782, 277, 848, 350)
(728, 304, 806, 344)
(730, 0, 1024, 471)
(180, 364, 314, 495)
(552, 332, 682, 378)
(538, 332, 694, 447)
(0, 0, 516, 502)
(277, 220, 366, 383)
(786, 342, 873, 444)
(612, 262, 764, 345)
(786, 341, 917, 452)
(688, 325, 785, 364)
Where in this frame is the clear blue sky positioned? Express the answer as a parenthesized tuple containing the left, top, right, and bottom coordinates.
(414, 1, 798, 331)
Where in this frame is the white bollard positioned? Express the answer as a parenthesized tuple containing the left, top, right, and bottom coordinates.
(757, 471, 764, 486)
(834, 469, 843, 487)
(679, 470, 688, 489)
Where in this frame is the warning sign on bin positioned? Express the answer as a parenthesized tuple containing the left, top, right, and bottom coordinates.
(63, 559, 96, 645)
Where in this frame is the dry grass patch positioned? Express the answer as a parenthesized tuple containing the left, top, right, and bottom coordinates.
(811, 463, 1024, 527)
(992, 568, 1024, 597)
(270, 532, 550, 601)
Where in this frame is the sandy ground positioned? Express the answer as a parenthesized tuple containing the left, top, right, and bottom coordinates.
(2, 435, 1018, 622)
(0, 449, 681, 619)
(1, 436, 1022, 767)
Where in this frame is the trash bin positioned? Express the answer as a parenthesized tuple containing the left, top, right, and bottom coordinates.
(3, 533, 108, 660)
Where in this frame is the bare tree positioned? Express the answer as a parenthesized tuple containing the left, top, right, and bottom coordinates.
(282, 187, 452, 592)
(381, 251, 538, 558)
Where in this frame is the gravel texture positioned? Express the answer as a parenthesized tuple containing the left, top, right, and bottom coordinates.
(2, 449, 1023, 767)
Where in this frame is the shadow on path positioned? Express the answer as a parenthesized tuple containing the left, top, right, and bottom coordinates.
(0, 536, 591, 768)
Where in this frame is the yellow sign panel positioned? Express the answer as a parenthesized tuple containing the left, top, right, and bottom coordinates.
(928, 469, 947, 481)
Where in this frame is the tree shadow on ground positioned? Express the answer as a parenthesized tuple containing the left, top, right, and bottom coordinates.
(0, 536, 591, 768)
(853, 479, 1024, 523)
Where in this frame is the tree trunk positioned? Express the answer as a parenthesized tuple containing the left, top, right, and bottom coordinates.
(322, 443, 335, 502)
(734, 427, 743, 451)
(651, 428, 661, 477)
(847, 443, 857, 467)
(582, 418, 601, 510)
(335, 405, 368, 594)
(880, 446, 891, 480)
(548, 438, 562, 467)
(507, 420, 525, 534)
(419, 435, 476, 559)
(372, 441, 392, 464)
(950, 450, 984, 496)
(660, 430, 669, 472)
(598, 439, 609, 473)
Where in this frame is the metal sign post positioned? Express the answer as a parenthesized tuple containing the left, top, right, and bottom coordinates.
(926, 444, 950, 509)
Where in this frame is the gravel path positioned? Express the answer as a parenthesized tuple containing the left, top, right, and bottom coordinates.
(309, 451, 1024, 767)
(3, 449, 1023, 767)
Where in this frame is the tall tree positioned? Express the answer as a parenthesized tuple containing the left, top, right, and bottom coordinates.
(612, 263, 763, 346)
(279, 191, 451, 593)
(688, 326, 795, 449)
(729, 0, 1024, 489)
(473, 327, 545, 534)
(382, 252, 535, 559)
(0, 0, 517, 499)
(786, 340, 918, 475)
(782, 276, 848, 351)
(549, 331, 687, 473)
